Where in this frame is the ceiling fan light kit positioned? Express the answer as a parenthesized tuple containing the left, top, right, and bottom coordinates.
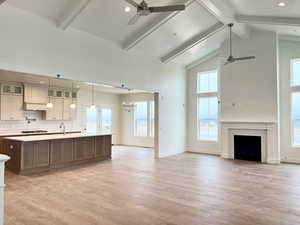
(125, 0, 186, 25)
(224, 23, 256, 65)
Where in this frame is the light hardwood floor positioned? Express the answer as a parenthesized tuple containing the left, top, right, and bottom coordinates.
(4, 146, 300, 225)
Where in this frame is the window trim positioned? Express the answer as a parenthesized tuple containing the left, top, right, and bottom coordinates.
(290, 58, 300, 87)
(196, 70, 219, 142)
(290, 59, 300, 147)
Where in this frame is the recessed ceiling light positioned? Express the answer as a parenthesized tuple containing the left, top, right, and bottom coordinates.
(125, 6, 131, 12)
(278, 2, 286, 7)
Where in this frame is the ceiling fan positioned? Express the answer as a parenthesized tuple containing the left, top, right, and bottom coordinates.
(224, 23, 256, 65)
(124, 0, 186, 25)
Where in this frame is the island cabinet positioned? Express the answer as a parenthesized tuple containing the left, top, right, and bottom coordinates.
(3, 134, 112, 175)
(74, 137, 95, 161)
(95, 135, 111, 158)
(51, 139, 74, 165)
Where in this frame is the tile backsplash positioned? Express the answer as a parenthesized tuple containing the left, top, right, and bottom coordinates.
(0, 111, 82, 133)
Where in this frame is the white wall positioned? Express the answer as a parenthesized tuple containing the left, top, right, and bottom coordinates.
(187, 30, 279, 155)
(120, 93, 154, 148)
(0, 88, 122, 144)
(187, 56, 221, 155)
(0, 5, 186, 157)
(279, 40, 300, 163)
(220, 30, 279, 123)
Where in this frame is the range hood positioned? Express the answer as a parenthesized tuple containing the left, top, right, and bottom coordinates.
(23, 83, 48, 111)
(24, 103, 47, 111)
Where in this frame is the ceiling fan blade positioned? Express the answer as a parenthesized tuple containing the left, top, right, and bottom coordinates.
(224, 59, 235, 66)
(149, 5, 185, 13)
(124, 0, 140, 8)
(234, 56, 256, 61)
(128, 14, 141, 25)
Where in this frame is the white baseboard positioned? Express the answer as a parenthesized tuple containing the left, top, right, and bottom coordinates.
(186, 147, 221, 156)
(281, 158, 300, 164)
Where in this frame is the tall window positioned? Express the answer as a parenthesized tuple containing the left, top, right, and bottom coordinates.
(86, 107, 113, 133)
(101, 108, 112, 133)
(197, 71, 219, 141)
(86, 107, 98, 133)
(133, 101, 155, 137)
(291, 59, 300, 146)
(134, 101, 148, 136)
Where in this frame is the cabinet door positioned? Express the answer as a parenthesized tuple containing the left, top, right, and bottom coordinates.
(51, 139, 74, 164)
(104, 135, 112, 157)
(95, 136, 111, 158)
(63, 98, 72, 120)
(23, 142, 35, 169)
(63, 98, 77, 121)
(61, 139, 74, 162)
(95, 136, 106, 157)
(46, 97, 63, 120)
(51, 140, 62, 164)
(24, 84, 48, 104)
(0, 95, 23, 120)
(34, 141, 50, 168)
(74, 137, 95, 160)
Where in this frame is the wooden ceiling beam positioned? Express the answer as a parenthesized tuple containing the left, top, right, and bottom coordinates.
(161, 22, 225, 63)
(196, 0, 249, 38)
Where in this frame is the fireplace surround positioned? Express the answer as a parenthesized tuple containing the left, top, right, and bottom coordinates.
(220, 121, 280, 164)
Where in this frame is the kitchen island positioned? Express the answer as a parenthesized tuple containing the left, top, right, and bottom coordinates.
(3, 133, 112, 175)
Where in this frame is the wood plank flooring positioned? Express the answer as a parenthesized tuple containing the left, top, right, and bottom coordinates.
(4, 146, 300, 225)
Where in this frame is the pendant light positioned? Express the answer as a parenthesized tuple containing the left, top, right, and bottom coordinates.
(70, 82, 76, 109)
(90, 84, 96, 109)
(122, 88, 135, 112)
(46, 79, 53, 108)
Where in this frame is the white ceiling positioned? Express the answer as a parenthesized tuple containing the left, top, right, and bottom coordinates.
(228, 0, 300, 17)
(3, 0, 300, 68)
(7, 0, 74, 21)
(133, 1, 219, 58)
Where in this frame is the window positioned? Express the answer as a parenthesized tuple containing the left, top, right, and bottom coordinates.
(133, 101, 155, 137)
(149, 101, 155, 137)
(134, 101, 148, 137)
(101, 108, 112, 133)
(291, 59, 300, 87)
(291, 59, 300, 146)
(86, 107, 98, 133)
(197, 71, 219, 141)
(197, 70, 218, 93)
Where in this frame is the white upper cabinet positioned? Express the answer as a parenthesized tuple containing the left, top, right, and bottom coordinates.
(63, 98, 77, 121)
(0, 83, 24, 121)
(24, 83, 48, 104)
(44, 97, 64, 121)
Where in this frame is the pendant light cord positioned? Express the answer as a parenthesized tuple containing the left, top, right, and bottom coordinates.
(229, 23, 233, 57)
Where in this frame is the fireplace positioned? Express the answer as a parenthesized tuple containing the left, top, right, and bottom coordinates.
(234, 135, 262, 162)
(220, 121, 280, 164)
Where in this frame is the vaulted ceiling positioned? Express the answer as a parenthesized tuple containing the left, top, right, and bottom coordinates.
(2, 0, 300, 67)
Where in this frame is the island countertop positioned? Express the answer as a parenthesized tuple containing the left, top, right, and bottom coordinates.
(3, 132, 112, 142)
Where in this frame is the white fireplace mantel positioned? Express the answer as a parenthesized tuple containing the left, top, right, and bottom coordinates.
(220, 121, 280, 164)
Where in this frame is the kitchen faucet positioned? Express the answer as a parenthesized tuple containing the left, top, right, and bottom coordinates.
(59, 122, 66, 135)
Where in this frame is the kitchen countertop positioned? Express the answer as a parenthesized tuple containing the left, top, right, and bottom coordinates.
(3, 132, 112, 142)
(0, 130, 82, 137)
